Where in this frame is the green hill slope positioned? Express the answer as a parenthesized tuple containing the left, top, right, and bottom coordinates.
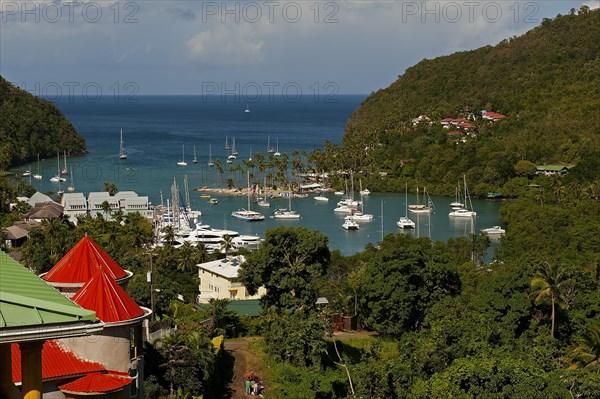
(0, 76, 86, 170)
(334, 8, 600, 196)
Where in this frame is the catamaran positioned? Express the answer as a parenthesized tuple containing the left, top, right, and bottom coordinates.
(342, 216, 359, 230)
(177, 145, 187, 166)
(397, 183, 415, 229)
(119, 128, 127, 160)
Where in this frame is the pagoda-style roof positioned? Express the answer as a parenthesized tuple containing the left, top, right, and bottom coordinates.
(0, 252, 101, 344)
(58, 372, 132, 394)
(11, 340, 105, 383)
(72, 269, 144, 323)
(43, 236, 128, 284)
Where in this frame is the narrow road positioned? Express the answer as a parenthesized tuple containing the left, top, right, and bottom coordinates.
(224, 338, 266, 398)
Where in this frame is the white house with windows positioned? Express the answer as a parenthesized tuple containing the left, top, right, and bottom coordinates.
(197, 256, 266, 303)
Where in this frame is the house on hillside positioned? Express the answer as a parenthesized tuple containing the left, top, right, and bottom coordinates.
(197, 256, 266, 303)
(536, 164, 575, 176)
(482, 111, 506, 121)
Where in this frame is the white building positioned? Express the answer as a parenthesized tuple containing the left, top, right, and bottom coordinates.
(61, 191, 152, 221)
(197, 256, 266, 303)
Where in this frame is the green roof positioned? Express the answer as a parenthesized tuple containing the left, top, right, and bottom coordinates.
(227, 299, 262, 317)
(0, 252, 97, 329)
(536, 164, 575, 171)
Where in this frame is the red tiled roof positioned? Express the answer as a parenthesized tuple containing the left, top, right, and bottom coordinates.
(43, 236, 127, 283)
(72, 269, 144, 323)
(58, 372, 132, 393)
(484, 112, 506, 119)
(447, 131, 463, 136)
(12, 340, 105, 383)
(457, 122, 475, 128)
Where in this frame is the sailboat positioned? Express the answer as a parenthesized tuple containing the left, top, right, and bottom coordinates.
(348, 188, 374, 222)
(267, 135, 274, 154)
(409, 187, 433, 213)
(359, 179, 370, 196)
(225, 136, 230, 151)
(67, 166, 75, 192)
(208, 145, 214, 167)
(231, 172, 265, 222)
(119, 128, 127, 160)
(397, 183, 415, 228)
(192, 146, 198, 164)
(256, 178, 270, 207)
(177, 145, 187, 166)
(50, 153, 66, 182)
(274, 138, 281, 157)
(228, 141, 237, 162)
(449, 176, 476, 217)
(245, 104, 251, 113)
(449, 180, 464, 209)
(33, 154, 42, 180)
(273, 188, 301, 219)
(61, 151, 68, 175)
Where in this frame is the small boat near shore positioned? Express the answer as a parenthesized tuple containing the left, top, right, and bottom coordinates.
(481, 226, 505, 236)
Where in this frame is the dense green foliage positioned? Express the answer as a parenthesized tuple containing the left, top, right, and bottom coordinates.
(309, 8, 600, 197)
(0, 75, 86, 170)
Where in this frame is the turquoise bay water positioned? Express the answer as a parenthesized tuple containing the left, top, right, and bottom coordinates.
(19, 95, 502, 254)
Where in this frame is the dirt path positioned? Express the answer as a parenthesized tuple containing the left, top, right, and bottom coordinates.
(224, 338, 266, 399)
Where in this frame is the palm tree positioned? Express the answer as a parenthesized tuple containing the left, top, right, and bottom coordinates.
(162, 225, 176, 246)
(531, 261, 574, 338)
(220, 234, 234, 257)
(177, 242, 196, 273)
(100, 200, 112, 217)
(567, 326, 600, 372)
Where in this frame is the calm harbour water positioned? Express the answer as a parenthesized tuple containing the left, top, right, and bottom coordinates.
(18, 95, 502, 254)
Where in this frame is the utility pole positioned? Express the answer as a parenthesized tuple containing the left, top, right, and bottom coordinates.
(147, 252, 155, 321)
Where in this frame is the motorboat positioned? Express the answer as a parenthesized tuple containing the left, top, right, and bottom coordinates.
(184, 224, 262, 252)
(314, 195, 329, 202)
(347, 211, 374, 222)
(334, 191, 344, 196)
(333, 204, 356, 214)
(209, 198, 218, 205)
(481, 226, 505, 236)
(449, 208, 477, 218)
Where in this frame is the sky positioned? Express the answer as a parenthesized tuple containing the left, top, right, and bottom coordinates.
(1, 0, 598, 96)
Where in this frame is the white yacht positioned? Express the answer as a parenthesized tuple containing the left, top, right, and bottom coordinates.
(333, 204, 356, 214)
(314, 194, 329, 202)
(232, 172, 265, 222)
(273, 190, 300, 219)
(184, 224, 262, 252)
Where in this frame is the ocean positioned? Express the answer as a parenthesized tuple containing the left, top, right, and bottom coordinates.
(19, 95, 503, 255)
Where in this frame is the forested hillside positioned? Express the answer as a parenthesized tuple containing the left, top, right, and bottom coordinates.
(0, 76, 86, 170)
(312, 7, 600, 196)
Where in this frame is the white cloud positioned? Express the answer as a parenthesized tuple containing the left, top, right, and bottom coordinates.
(185, 24, 265, 67)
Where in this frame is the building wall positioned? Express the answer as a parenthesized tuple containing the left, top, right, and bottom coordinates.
(198, 269, 265, 303)
(59, 322, 144, 399)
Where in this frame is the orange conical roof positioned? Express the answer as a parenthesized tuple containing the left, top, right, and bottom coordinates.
(72, 269, 144, 323)
(44, 236, 127, 283)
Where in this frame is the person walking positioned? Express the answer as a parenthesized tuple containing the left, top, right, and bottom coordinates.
(245, 378, 252, 395)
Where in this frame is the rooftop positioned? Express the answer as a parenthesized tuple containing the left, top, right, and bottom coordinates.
(43, 236, 128, 284)
(72, 269, 145, 323)
(0, 252, 100, 344)
(197, 255, 246, 279)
